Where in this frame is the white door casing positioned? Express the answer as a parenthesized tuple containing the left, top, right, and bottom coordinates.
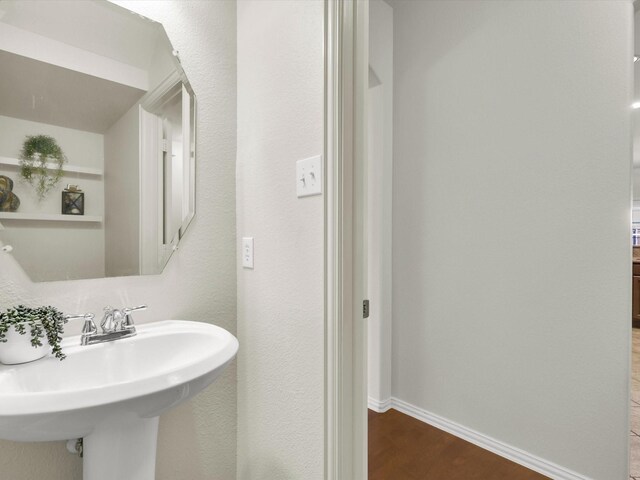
(325, 0, 368, 479)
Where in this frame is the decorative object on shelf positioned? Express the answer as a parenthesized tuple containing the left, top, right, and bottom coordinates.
(0, 176, 12, 191)
(62, 184, 84, 215)
(19, 135, 67, 200)
(0, 305, 68, 364)
(0, 175, 20, 212)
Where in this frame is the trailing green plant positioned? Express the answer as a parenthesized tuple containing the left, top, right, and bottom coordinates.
(0, 305, 68, 360)
(19, 135, 66, 200)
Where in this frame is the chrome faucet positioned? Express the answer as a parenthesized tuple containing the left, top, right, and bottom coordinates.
(66, 305, 147, 346)
(101, 306, 125, 333)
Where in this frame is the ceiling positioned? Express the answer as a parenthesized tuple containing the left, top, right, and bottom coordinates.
(0, 0, 160, 71)
(0, 0, 169, 134)
(0, 50, 145, 134)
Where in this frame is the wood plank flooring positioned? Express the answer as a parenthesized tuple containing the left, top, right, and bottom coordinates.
(630, 328, 640, 479)
(368, 409, 549, 480)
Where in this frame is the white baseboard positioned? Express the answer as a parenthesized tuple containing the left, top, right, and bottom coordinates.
(383, 397, 590, 480)
(367, 396, 392, 413)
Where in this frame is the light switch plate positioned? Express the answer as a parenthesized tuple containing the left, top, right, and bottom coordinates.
(242, 237, 254, 269)
(296, 155, 322, 198)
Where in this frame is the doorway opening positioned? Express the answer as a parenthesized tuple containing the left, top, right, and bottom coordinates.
(361, 1, 633, 479)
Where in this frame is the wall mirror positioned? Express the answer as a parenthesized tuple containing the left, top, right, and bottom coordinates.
(0, 0, 196, 282)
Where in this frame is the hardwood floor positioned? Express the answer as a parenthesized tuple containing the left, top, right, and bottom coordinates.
(630, 329, 640, 479)
(368, 409, 549, 480)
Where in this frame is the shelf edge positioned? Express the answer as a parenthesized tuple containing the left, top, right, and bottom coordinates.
(0, 156, 103, 177)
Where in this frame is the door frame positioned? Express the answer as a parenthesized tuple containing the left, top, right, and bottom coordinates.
(325, 0, 368, 479)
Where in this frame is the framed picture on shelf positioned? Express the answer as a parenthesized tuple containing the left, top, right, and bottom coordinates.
(62, 189, 84, 215)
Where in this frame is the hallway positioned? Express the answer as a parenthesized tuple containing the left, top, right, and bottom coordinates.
(368, 409, 548, 480)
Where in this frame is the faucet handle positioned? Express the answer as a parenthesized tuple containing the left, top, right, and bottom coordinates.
(65, 313, 97, 336)
(124, 305, 147, 314)
(81, 314, 97, 336)
(122, 305, 147, 328)
(65, 313, 94, 321)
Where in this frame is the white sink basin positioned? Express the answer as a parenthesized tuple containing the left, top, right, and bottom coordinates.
(0, 320, 238, 480)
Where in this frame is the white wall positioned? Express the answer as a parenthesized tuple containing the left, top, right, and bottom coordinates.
(634, 10, 640, 170)
(0, 114, 105, 281)
(104, 104, 140, 277)
(236, 0, 324, 478)
(367, 0, 393, 409)
(632, 10, 640, 221)
(0, 1, 237, 479)
(391, 1, 632, 479)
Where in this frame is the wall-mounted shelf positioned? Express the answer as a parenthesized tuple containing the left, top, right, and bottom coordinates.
(0, 212, 102, 223)
(0, 156, 103, 177)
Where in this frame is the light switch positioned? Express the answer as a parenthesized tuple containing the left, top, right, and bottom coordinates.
(296, 155, 322, 197)
(242, 237, 254, 269)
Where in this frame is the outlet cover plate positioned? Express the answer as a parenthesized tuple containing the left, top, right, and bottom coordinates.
(242, 237, 254, 269)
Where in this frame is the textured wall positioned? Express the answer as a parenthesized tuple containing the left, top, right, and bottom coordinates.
(236, 1, 325, 478)
(0, 1, 237, 478)
(392, 1, 632, 478)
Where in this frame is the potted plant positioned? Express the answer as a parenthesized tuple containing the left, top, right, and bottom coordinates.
(19, 135, 67, 200)
(0, 305, 68, 364)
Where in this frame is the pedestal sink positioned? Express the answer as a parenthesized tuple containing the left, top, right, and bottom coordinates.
(0, 320, 238, 480)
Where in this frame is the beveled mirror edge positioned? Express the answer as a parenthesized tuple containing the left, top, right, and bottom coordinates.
(138, 70, 197, 274)
(179, 89, 197, 242)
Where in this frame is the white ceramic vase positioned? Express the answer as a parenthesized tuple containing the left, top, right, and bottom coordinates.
(0, 323, 49, 365)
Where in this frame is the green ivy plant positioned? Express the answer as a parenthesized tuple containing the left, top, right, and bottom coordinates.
(19, 135, 67, 200)
(0, 305, 68, 360)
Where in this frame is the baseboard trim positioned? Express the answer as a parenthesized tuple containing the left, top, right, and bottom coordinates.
(387, 397, 590, 480)
(367, 396, 392, 413)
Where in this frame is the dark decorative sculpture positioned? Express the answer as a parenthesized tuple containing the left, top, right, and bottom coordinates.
(0, 175, 20, 212)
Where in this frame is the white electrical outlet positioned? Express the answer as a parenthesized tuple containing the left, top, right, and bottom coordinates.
(242, 237, 254, 269)
(296, 155, 322, 198)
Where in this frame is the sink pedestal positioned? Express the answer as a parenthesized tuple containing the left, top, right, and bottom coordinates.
(83, 416, 159, 480)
